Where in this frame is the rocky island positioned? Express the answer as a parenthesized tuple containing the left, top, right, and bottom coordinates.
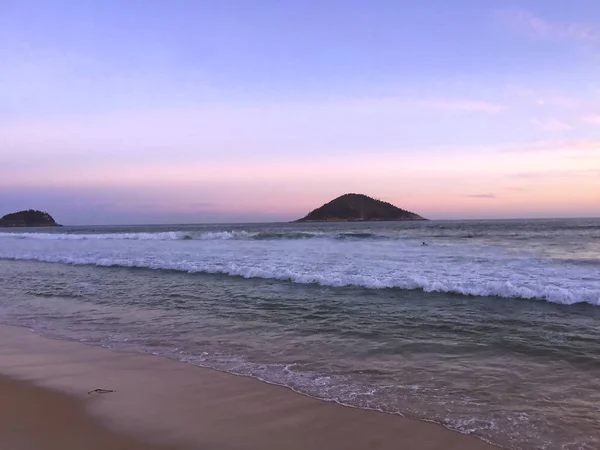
(296, 193, 426, 222)
(0, 210, 60, 227)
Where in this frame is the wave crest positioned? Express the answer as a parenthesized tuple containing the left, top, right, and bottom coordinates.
(1, 254, 598, 306)
(0, 230, 383, 241)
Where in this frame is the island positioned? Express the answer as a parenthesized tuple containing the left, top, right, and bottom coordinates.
(295, 193, 427, 222)
(0, 210, 60, 227)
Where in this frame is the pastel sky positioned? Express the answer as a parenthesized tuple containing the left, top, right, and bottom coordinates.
(1, 0, 600, 224)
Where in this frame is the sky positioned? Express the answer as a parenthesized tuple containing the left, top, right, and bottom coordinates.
(1, 0, 599, 224)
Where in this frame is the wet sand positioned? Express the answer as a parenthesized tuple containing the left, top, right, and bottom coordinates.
(0, 374, 176, 450)
(0, 324, 498, 450)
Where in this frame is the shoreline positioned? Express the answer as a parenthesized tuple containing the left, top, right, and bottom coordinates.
(0, 324, 499, 450)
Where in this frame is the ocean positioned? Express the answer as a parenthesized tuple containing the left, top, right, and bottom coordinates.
(0, 219, 599, 449)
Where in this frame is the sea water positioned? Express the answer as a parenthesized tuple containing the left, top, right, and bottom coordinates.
(0, 219, 599, 449)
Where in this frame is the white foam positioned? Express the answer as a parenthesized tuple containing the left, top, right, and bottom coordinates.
(0, 231, 189, 240)
(0, 230, 298, 241)
(1, 235, 598, 306)
(195, 231, 254, 240)
(0, 230, 337, 241)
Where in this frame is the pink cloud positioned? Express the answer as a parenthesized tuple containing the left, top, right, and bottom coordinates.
(339, 97, 503, 114)
(535, 96, 579, 108)
(463, 193, 497, 199)
(530, 118, 572, 131)
(505, 139, 600, 153)
(497, 10, 597, 41)
(504, 186, 528, 192)
(512, 169, 600, 179)
(414, 99, 502, 113)
(581, 115, 600, 125)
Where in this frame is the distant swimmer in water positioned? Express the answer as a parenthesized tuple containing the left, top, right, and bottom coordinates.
(422, 242, 428, 246)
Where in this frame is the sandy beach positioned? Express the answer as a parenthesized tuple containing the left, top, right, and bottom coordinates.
(0, 374, 174, 450)
(0, 324, 498, 450)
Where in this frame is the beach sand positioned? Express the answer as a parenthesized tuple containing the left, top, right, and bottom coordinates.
(0, 374, 174, 450)
(0, 324, 498, 450)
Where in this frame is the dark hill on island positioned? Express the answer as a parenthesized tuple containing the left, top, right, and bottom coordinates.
(295, 194, 426, 222)
(0, 210, 60, 227)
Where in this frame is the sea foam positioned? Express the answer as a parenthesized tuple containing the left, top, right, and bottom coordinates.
(1, 231, 190, 240)
(1, 224, 598, 306)
(1, 250, 598, 306)
(0, 230, 357, 241)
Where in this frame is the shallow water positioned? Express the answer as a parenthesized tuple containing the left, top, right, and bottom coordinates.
(1, 219, 599, 449)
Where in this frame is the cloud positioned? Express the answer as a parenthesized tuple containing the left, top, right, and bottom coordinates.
(512, 169, 600, 179)
(568, 154, 600, 160)
(463, 194, 497, 199)
(413, 99, 502, 113)
(0, 94, 504, 165)
(505, 139, 600, 153)
(504, 186, 528, 192)
(324, 97, 503, 114)
(535, 97, 579, 108)
(189, 201, 217, 208)
(530, 118, 572, 131)
(497, 10, 597, 41)
(581, 115, 600, 125)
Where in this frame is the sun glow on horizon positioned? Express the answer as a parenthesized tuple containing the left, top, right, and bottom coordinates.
(1, 2, 599, 224)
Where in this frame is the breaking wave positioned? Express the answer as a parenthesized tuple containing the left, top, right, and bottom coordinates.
(0, 231, 383, 241)
(1, 253, 598, 306)
(0, 231, 192, 240)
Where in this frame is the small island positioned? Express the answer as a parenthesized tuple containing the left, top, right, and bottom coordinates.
(295, 193, 426, 222)
(0, 210, 60, 227)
